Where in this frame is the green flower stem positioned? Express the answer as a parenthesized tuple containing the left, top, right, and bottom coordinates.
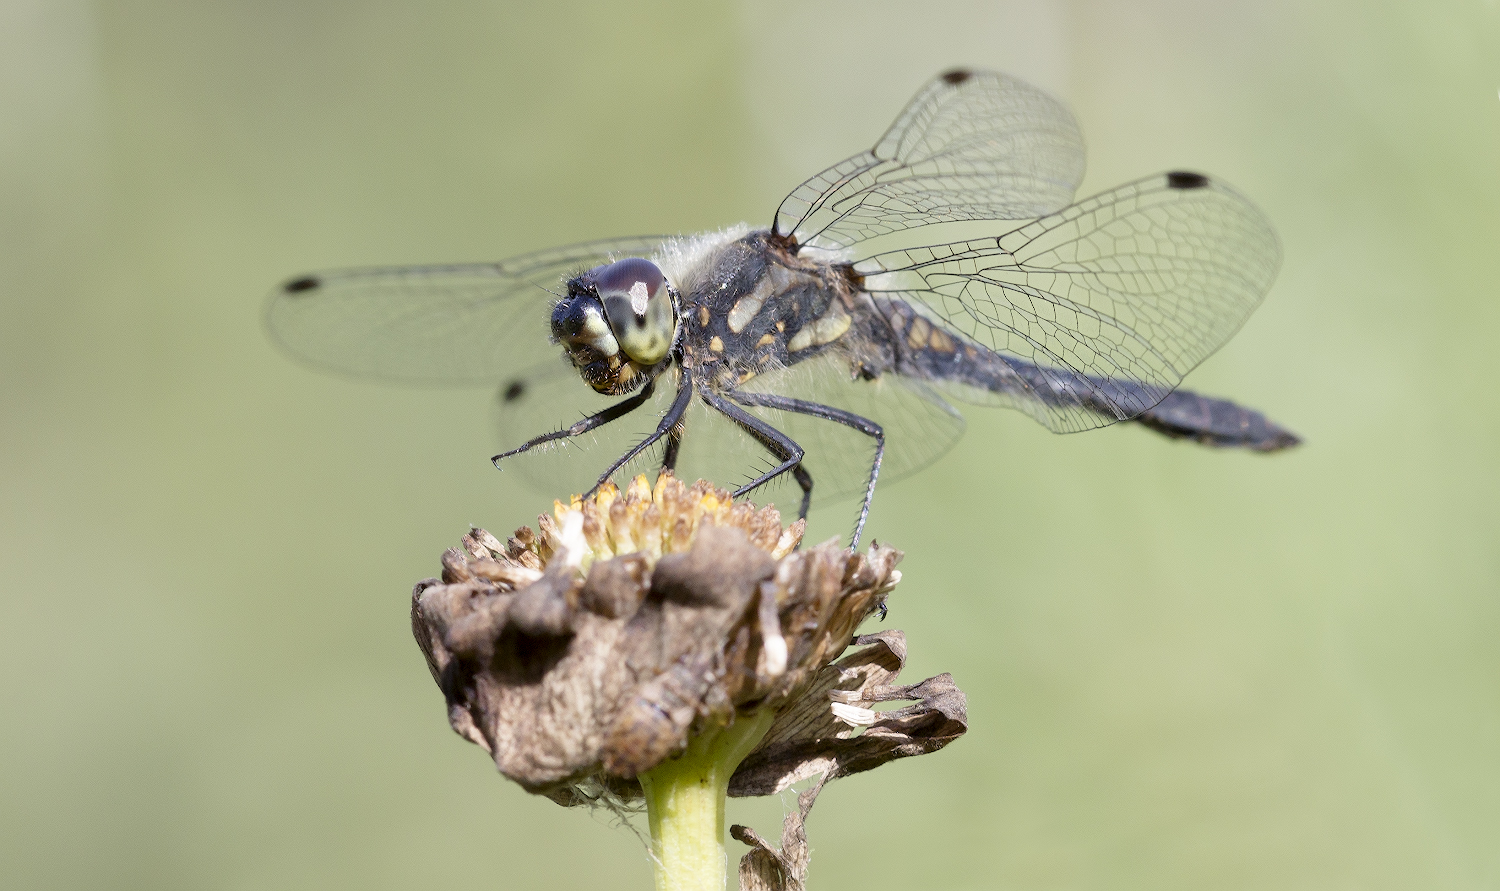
(639, 710, 776, 891)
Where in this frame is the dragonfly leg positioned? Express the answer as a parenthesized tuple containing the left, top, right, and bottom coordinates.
(491, 378, 659, 467)
(584, 371, 694, 497)
(697, 389, 814, 521)
(729, 392, 884, 551)
(662, 415, 684, 473)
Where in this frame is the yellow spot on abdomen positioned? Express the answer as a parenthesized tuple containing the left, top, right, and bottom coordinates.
(906, 316, 932, 351)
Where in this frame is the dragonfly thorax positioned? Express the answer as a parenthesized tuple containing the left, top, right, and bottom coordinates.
(552, 257, 679, 395)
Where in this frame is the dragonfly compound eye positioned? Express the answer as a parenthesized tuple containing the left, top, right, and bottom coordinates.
(551, 292, 619, 362)
(592, 258, 676, 366)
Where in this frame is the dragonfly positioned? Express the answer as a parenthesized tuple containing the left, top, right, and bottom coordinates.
(267, 68, 1298, 549)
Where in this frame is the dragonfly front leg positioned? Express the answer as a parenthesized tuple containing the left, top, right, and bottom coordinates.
(728, 391, 885, 551)
(491, 379, 659, 467)
(697, 388, 814, 521)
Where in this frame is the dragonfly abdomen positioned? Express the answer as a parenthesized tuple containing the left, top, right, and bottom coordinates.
(873, 297, 1298, 451)
(1129, 390, 1300, 451)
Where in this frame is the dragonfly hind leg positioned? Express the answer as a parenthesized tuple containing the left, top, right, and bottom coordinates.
(697, 389, 814, 521)
(729, 391, 885, 551)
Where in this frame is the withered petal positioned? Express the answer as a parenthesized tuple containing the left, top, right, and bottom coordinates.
(727, 631, 968, 797)
(731, 776, 824, 891)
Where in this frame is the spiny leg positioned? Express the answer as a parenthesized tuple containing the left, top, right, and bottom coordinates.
(730, 391, 884, 550)
(696, 388, 813, 520)
(662, 412, 684, 474)
(585, 372, 694, 497)
(491, 378, 658, 467)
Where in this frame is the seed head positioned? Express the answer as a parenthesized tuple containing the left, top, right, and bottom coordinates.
(410, 473, 965, 807)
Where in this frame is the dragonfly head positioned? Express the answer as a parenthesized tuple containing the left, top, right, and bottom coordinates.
(553, 257, 679, 395)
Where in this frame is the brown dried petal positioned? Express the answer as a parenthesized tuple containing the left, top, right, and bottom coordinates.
(578, 552, 650, 618)
(506, 562, 584, 637)
(463, 528, 505, 560)
(731, 776, 824, 891)
(727, 631, 968, 797)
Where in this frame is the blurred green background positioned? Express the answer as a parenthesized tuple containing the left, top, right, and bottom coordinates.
(3, 1, 1497, 888)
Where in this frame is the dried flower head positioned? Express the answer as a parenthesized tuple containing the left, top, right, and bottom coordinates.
(410, 473, 966, 812)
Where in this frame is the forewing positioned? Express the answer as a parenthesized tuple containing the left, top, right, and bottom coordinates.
(264, 235, 670, 385)
(774, 69, 1085, 253)
(855, 173, 1281, 433)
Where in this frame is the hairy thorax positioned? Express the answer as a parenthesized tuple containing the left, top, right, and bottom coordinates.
(674, 230, 890, 391)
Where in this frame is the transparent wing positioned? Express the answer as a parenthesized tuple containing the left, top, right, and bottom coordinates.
(264, 235, 670, 385)
(267, 234, 699, 501)
(855, 172, 1281, 433)
(774, 68, 1085, 253)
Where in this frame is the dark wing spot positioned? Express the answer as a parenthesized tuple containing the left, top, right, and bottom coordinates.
(501, 380, 526, 403)
(1166, 171, 1210, 190)
(283, 275, 320, 294)
(941, 69, 973, 85)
